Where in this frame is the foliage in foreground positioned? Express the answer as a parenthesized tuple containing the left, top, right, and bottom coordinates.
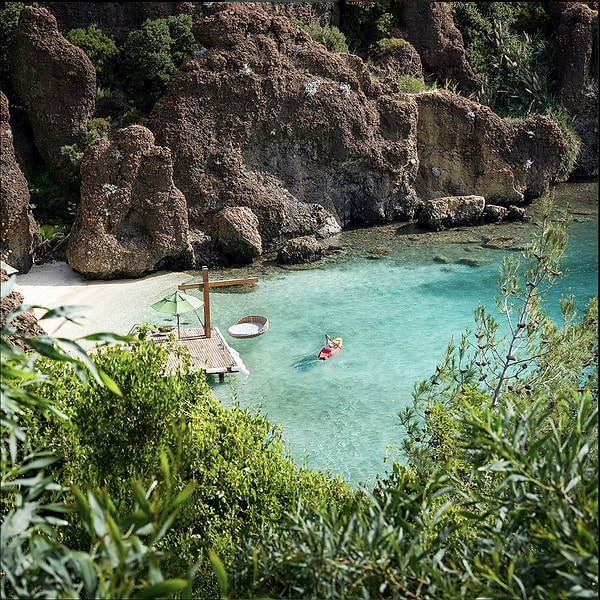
(228, 205, 598, 597)
(18, 316, 357, 597)
(1, 286, 198, 598)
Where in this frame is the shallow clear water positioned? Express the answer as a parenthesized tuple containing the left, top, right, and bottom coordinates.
(201, 183, 598, 487)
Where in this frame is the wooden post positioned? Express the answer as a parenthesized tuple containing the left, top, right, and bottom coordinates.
(202, 266, 211, 337)
(178, 268, 259, 339)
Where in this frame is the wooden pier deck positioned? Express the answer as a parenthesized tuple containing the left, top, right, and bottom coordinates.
(149, 326, 244, 381)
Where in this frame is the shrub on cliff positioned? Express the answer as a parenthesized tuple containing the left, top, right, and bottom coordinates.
(118, 14, 200, 114)
(293, 19, 349, 54)
(66, 26, 120, 89)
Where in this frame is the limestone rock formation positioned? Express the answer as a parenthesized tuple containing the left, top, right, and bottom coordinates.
(372, 40, 424, 90)
(414, 91, 568, 204)
(0, 91, 36, 273)
(66, 125, 192, 279)
(8, 6, 96, 171)
(418, 195, 485, 230)
(217, 206, 263, 264)
(148, 1, 569, 266)
(548, 2, 599, 177)
(277, 235, 323, 265)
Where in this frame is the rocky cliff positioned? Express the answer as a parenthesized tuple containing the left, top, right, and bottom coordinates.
(1, 2, 597, 279)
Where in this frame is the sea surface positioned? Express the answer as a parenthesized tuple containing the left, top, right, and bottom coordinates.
(14, 182, 598, 488)
(203, 182, 598, 487)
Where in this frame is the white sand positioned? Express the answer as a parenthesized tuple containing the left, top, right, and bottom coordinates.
(14, 261, 202, 342)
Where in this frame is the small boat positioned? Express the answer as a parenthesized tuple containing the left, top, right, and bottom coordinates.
(227, 315, 269, 338)
(317, 337, 343, 360)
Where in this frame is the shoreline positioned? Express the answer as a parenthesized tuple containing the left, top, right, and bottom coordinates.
(13, 181, 598, 342)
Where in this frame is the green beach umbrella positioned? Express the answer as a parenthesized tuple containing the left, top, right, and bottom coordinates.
(1, 260, 18, 275)
(151, 290, 203, 338)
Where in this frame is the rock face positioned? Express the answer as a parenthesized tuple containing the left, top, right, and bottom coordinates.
(277, 235, 323, 265)
(414, 91, 568, 203)
(150, 2, 417, 256)
(372, 39, 424, 90)
(8, 6, 96, 171)
(66, 125, 192, 279)
(0, 91, 36, 273)
(393, 0, 478, 93)
(216, 206, 263, 264)
(418, 195, 485, 230)
(548, 2, 599, 178)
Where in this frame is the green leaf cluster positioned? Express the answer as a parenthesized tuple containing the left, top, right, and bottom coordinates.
(1, 293, 196, 598)
(66, 26, 120, 88)
(119, 14, 200, 113)
(293, 19, 349, 54)
(0, 2, 22, 90)
(451, 2, 555, 117)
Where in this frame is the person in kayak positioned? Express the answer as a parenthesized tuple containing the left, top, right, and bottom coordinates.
(324, 334, 339, 349)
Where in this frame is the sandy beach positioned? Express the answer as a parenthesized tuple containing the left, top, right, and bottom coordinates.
(14, 261, 202, 342)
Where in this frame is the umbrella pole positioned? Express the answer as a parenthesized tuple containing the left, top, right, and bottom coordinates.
(177, 314, 181, 339)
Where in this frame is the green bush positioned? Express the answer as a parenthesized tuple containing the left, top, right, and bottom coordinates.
(1, 299, 197, 599)
(29, 338, 358, 597)
(451, 2, 555, 118)
(338, 1, 394, 56)
(118, 14, 200, 114)
(66, 26, 120, 88)
(373, 36, 406, 57)
(0, 2, 22, 90)
(28, 167, 78, 225)
(396, 75, 429, 94)
(295, 20, 349, 53)
(546, 103, 582, 179)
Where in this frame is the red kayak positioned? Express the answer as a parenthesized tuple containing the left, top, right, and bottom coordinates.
(317, 337, 343, 360)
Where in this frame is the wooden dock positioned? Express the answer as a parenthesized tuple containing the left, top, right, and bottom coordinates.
(149, 326, 244, 381)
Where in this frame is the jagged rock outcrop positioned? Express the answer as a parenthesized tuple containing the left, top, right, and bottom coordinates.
(277, 235, 323, 265)
(217, 206, 263, 264)
(150, 1, 419, 256)
(548, 2, 599, 177)
(414, 91, 568, 203)
(2, 2, 590, 276)
(0, 91, 36, 273)
(393, 1, 478, 93)
(66, 125, 192, 279)
(8, 6, 96, 171)
(418, 195, 485, 230)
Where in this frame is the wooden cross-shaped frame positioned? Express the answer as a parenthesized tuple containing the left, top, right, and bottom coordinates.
(178, 266, 258, 337)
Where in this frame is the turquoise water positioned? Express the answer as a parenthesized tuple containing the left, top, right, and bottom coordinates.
(195, 184, 598, 487)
